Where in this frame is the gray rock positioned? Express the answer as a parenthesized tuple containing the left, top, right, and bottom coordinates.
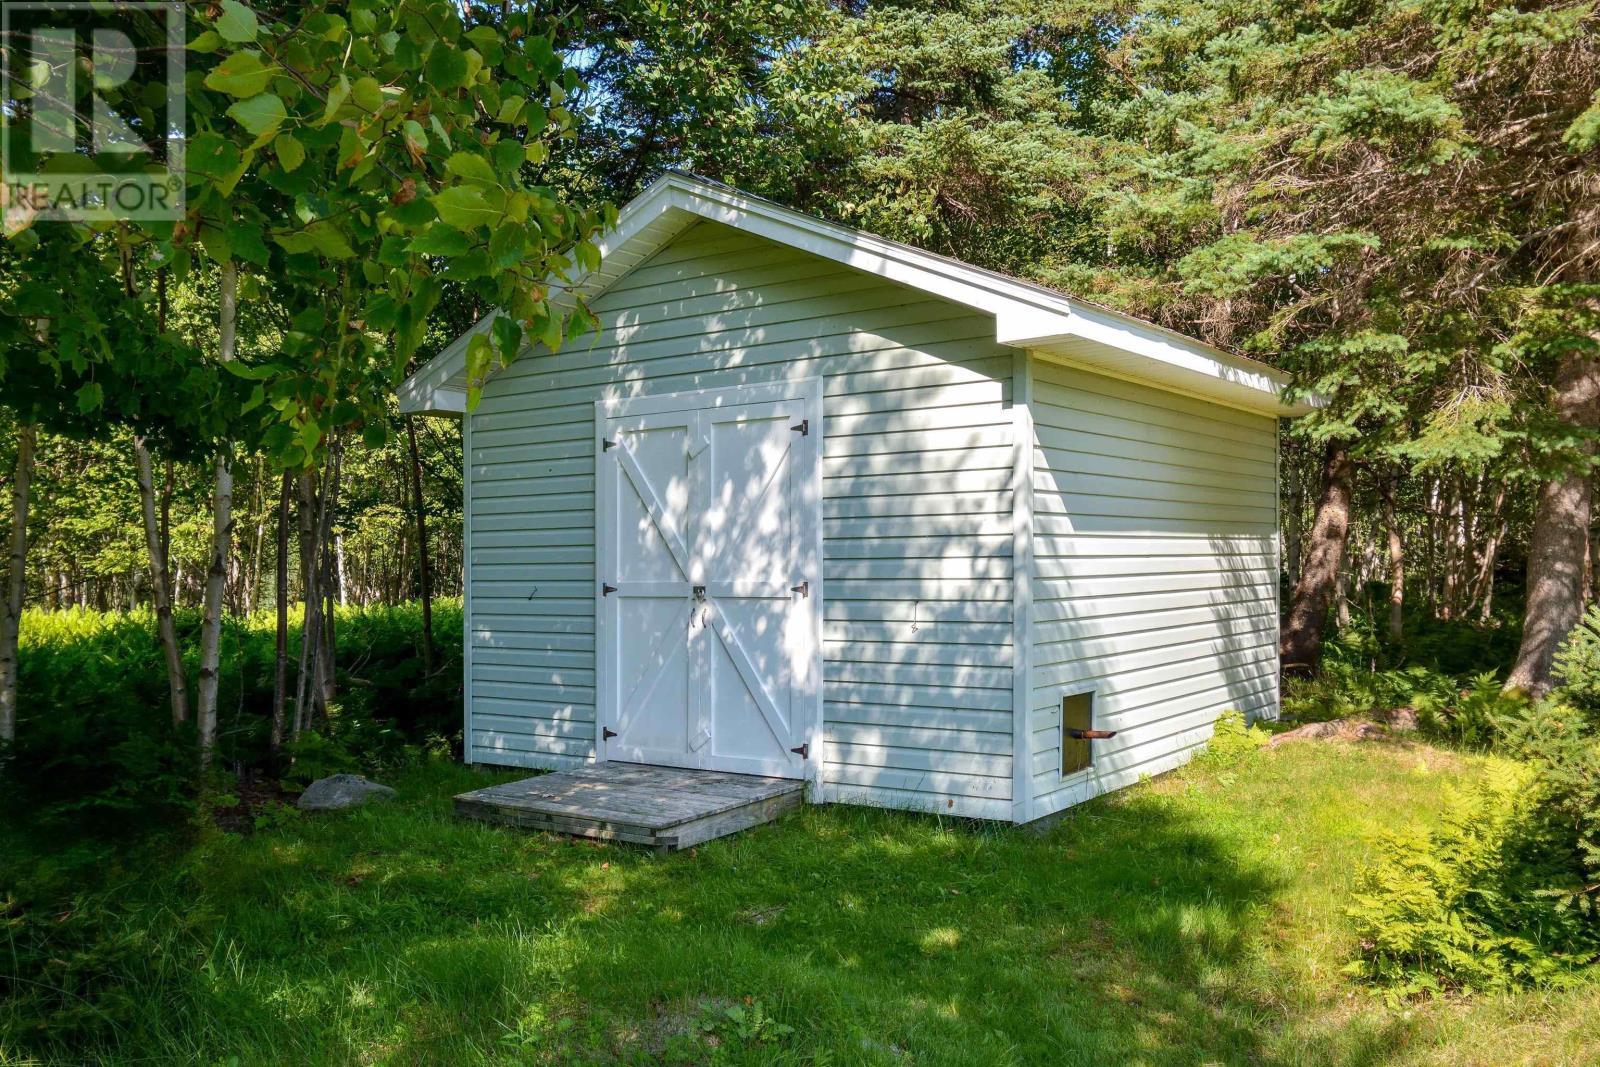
(1267, 718, 1389, 747)
(1375, 705, 1421, 732)
(1267, 721, 1342, 746)
(297, 773, 397, 812)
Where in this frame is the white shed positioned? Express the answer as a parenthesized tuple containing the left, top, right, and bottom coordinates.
(401, 173, 1304, 824)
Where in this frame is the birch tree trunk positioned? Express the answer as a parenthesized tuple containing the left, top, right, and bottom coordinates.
(1477, 518, 1507, 623)
(1381, 479, 1404, 644)
(406, 415, 437, 675)
(294, 470, 321, 737)
(1, 424, 37, 754)
(135, 436, 189, 725)
(1508, 345, 1600, 696)
(271, 472, 291, 754)
(196, 262, 239, 768)
(1280, 440, 1355, 676)
(318, 442, 344, 719)
(1472, 482, 1507, 623)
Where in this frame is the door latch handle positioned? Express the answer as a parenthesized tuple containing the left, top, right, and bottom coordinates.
(693, 585, 706, 598)
(790, 580, 809, 598)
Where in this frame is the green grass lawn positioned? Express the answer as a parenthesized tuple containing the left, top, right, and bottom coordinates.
(7, 738, 1600, 1066)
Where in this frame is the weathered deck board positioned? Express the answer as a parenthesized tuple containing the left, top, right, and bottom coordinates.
(455, 762, 804, 851)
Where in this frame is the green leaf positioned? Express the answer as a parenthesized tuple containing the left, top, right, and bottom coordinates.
(425, 44, 469, 89)
(188, 30, 224, 53)
(488, 222, 525, 271)
(407, 225, 471, 256)
(320, 73, 351, 125)
(226, 219, 270, 266)
(491, 314, 524, 361)
(465, 331, 495, 384)
(351, 76, 384, 113)
(75, 382, 103, 414)
(442, 249, 489, 279)
(305, 222, 355, 259)
(200, 224, 232, 264)
(574, 239, 600, 274)
(215, 0, 260, 44)
(187, 133, 241, 178)
(204, 51, 276, 97)
(444, 151, 497, 184)
(274, 132, 305, 172)
(378, 234, 411, 267)
(273, 221, 354, 259)
(403, 119, 429, 154)
(538, 311, 563, 351)
(430, 115, 453, 151)
(298, 419, 323, 454)
(227, 92, 287, 145)
(492, 139, 523, 176)
(496, 96, 524, 125)
(222, 360, 277, 380)
(431, 186, 498, 230)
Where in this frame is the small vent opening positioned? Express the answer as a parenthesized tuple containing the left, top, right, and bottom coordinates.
(1061, 691, 1095, 776)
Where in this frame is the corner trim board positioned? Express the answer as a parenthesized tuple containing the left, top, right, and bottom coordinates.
(1010, 351, 1036, 824)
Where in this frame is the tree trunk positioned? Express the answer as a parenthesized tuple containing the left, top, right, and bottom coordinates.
(135, 436, 189, 726)
(293, 444, 343, 733)
(294, 469, 321, 737)
(318, 442, 344, 719)
(1473, 482, 1507, 623)
(248, 457, 267, 615)
(1508, 346, 1600, 696)
(1, 424, 37, 753)
(1279, 440, 1355, 676)
(1477, 518, 1507, 623)
(270, 472, 292, 754)
(1381, 479, 1404, 644)
(406, 415, 437, 675)
(197, 261, 239, 768)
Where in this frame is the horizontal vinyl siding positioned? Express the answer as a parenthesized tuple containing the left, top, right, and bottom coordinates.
(1028, 362, 1279, 819)
(467, 221, 1016, 818)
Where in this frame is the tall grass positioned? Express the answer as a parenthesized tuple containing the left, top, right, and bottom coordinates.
(5, 601, 464, 836)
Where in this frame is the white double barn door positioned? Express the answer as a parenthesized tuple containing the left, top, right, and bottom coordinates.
(596, 382, 822, 780)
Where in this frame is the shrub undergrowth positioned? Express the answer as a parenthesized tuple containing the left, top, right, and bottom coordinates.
(2, 600, 463, 836)
(1347, 606, 1600, 994)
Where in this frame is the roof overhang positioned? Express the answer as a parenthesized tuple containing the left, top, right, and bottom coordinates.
(399, 173, 1315, 418)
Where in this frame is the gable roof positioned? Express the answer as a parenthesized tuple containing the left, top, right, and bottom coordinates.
(399, 172, 1311, 417)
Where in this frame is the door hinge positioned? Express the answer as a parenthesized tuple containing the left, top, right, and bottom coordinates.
(602, 584, 617, 596)
(1066, 728, 1117, 740)
(603, 728, 617, 740)
(790, 418, 809, 437)
(790, 743, 809, 759)
(602, 439, 616, 451)
(790, 580, 809, 599)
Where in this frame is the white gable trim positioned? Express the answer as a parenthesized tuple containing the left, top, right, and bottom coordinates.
(400, 173, 1310, 417)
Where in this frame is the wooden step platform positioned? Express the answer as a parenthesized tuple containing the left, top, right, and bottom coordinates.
(455, 763, 804, 852)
